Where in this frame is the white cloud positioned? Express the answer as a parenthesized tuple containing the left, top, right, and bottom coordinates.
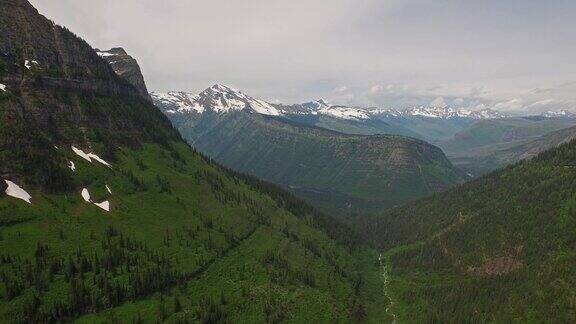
(430, 97, 447, 107)
(370, 84, 384, 94)
(333, 86, 349, 93)
(29, 0, 576, 114)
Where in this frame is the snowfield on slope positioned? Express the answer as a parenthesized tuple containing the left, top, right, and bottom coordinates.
(24, 60, 39, 69)
(72, 146, 111, 167)
(81, 188, 91, 202)
(94, 200, 110, 212)
(4, 180, 32, 204)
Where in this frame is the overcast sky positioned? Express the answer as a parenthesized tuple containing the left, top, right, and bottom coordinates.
(30, 0, 576, 113)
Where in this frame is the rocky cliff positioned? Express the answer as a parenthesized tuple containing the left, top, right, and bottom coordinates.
(96, 47, 152, 102)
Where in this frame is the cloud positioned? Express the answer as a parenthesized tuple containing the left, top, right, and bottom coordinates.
(29, 0, 576, 113)
(430, 97, 447, 108)
(333, 86, 349, 94)
(370, 84, 384, 94)
(493, 99, 525, 111)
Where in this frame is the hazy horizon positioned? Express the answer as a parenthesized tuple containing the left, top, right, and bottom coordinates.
(29, 0, 576, 113)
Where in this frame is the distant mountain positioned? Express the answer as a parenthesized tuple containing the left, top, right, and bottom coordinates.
(152, 84, 281, 116)
(441, 117, 576, 153)
(152, 87, 506, 121)
(362, 134, 576, 323)
(0, 1, 388, 322)
(440, 117, 576, 175)
(153, 85, 466, 216)
(383, 106, 506, 120)
(449, 124, 576, 175)
(97, 47, 152, 102)
(540, 110, 576, 118)
(151, 86, 509, 143)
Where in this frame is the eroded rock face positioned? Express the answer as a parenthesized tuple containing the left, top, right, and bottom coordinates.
(96, 47, 152, 102)
(0, 0, 177, 191)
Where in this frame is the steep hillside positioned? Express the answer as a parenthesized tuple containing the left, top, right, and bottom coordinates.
(153, 88, 466, 216)
(363, 138, 576, 322)
(0, 1, 388, 322)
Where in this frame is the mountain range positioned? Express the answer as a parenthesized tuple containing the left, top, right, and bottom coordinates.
(152, 85, 466, 216)
(151, 86, 506, 122)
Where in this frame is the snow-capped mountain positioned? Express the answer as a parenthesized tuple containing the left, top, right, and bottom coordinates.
(151, 84, 281, 116)
(394, 106, 506, 119)
(152, 84, 507, 121)
(282, 99, 373, 120)
(540, 110, 576, 118)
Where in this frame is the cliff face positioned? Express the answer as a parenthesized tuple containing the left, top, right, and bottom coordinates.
(0, 0, 177, 190)
(96, 47, 152, 102)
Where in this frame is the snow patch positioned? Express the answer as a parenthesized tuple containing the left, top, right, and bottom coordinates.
(0, 83, 6, 92)
(72, 146, 92, 162)
(94, 200, 110, 212)
(97, 51, 116, 58)
(87, 153, 111, 167)
(81, 187, 111, 212)
(24, 60, 39, 70)
(318, 105, 371, 120)
(68, 161, 76, 172)
(81, 188, 91, 202)
(71, 146, 111, 167)
(4, 180, 32, 204)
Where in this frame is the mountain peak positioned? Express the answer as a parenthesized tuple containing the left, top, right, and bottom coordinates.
(208, 83, 236, 93)
(97, 47, 152, 102)
(317, 98, 330, 106)
(153, 84, 281, 116)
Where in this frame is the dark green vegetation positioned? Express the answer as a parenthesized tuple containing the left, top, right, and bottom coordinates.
(0, 143, 388, 323)
(362, 138, 576, 322)
(0, 1, 389, 322)
(162, 109, 465, 217)
(440, 117, 576, 175)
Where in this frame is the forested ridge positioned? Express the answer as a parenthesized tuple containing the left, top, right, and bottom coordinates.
(365, 138, 576, 322)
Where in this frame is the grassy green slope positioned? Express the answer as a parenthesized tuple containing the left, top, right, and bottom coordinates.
(181, 112, 464, 217)
(0, 141, 391, 323)
(364, 139, 576, 322)
(0, 1, 389, 322)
